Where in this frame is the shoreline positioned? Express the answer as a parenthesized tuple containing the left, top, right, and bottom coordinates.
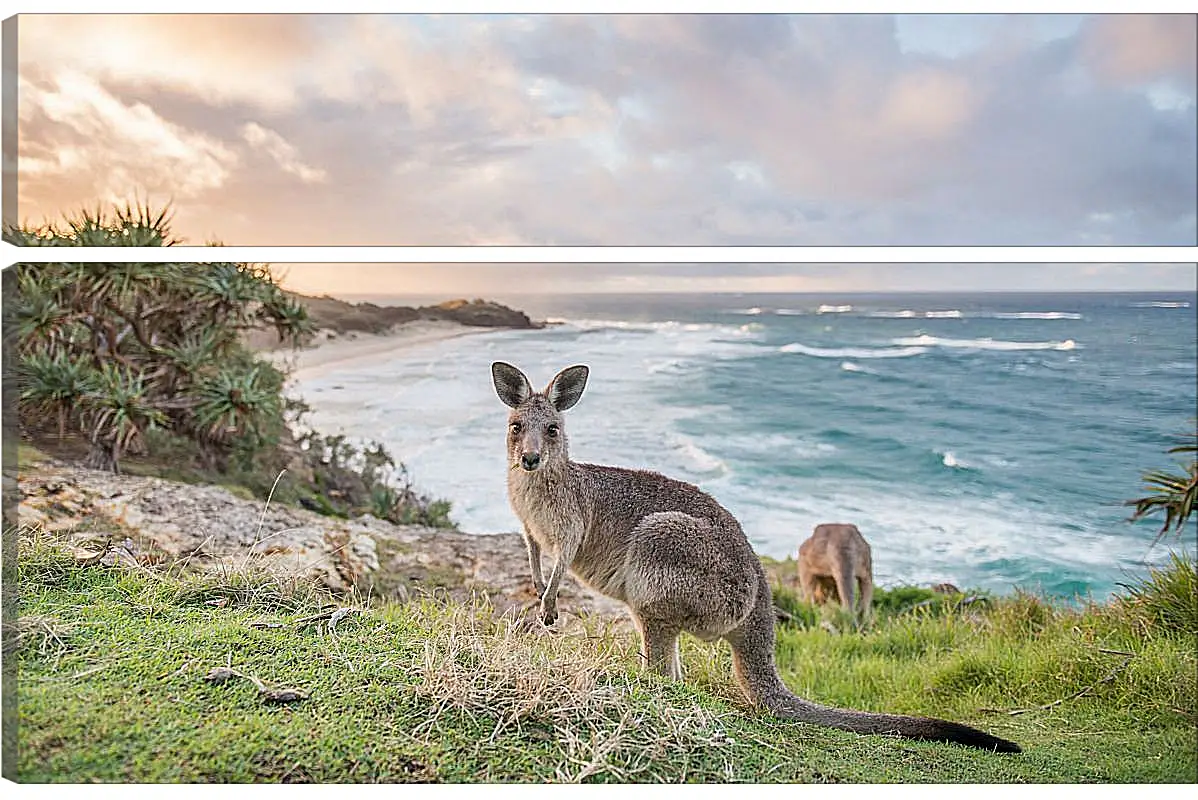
(262, 320, 508, 380)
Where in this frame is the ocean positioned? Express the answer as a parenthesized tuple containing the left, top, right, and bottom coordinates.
(291, 291, 1197, 601)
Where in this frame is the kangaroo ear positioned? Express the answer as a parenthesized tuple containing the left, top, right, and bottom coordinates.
(546, 365, 589, 412)
(492, 362, 533, 408)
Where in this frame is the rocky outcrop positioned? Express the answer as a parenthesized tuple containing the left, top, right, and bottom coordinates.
(420, 298, 540, 329)
(17, 460, 627, 623)
(285, 293, 540, 338)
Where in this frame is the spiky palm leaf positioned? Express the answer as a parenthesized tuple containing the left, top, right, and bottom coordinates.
(1127, 431, 1198, 545)
(12, 201, 311, 473)
(5, 201, 180, 248)
(79, 362, 167, 463)
(159, 327, 225, 382)
(259, 293, 316, 344)
(192, 363, 283, 448)
(18, 351, 92, 437)
(13, 280, 74, 348)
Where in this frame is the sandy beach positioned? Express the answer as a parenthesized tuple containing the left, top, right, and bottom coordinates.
(263, 320, 501, 380)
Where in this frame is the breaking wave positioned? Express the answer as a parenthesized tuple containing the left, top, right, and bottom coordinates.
(780, 342, 928, 359)
(892, 335, 1078, 352)
(986, 311, 1083, 320)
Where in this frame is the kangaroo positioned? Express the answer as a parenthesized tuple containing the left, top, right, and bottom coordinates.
(798, 523, 874, 625)
(491, 361, 1021, 754)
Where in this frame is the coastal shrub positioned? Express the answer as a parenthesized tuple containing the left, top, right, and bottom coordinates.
(290, 424, 458, 529)
(1117, 430, 1197, 637)
(10, 201, 455, 530)
(10, 206, 312, 470)
(1125, 428, 1197, 543)
(1116, 552, 1198, 637)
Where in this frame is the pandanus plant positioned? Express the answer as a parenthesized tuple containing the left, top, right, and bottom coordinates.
(1126, 430, 1198, 545)
(9, 202, 314, 473)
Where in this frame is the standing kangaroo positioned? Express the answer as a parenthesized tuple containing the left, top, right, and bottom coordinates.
(491, 361, 1021, 754)
(798, 523, 874, 625)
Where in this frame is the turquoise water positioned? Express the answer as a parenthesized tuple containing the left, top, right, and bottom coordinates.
(295, 292, 1197, 600)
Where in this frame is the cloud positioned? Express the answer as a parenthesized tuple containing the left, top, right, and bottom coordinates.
(17, 14, 325, 112)
(1081, 14, 1197, 88)
(18, 70, 238, 209)
(240, 123, 327, 184)
(14, 13, 1197, 246)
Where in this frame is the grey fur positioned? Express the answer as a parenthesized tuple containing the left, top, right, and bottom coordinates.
(490, 361, 1021, 754)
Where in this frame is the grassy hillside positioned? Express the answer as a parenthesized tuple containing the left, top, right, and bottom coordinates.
(12, 525, 1195, 783)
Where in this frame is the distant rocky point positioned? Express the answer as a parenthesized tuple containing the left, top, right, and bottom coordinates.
(288, 293, 542, 338)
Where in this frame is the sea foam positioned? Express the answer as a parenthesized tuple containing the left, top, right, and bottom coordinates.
(780, 342, 928, 359)
(892, 335, 1078, 351)
(987, 311, 1083, 320)
(940, 451, 974, 470)
(869, 309, 1082, 320)
(669, 434, 728, 476)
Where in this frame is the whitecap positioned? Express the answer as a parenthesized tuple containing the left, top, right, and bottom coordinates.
(987, 311, 1083, 320)
(817, 304, 853, 314)
(669, 434, 728, 475)
(869, 309, 1083, 320)
(940, 451, 973, 470)
(780, 342, 928, 359)
(1131, 301, 1191, 308)
(892, 335, 1079, 352)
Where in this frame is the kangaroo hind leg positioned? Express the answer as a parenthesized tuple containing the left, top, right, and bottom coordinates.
(833, 559, 856, 619)
(636, 617, 683, 681)
(857, 574, 873, 623)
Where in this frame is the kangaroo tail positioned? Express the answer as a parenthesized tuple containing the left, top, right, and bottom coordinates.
(727, 580, 1022, 754)
(752, 684, 1022, 753)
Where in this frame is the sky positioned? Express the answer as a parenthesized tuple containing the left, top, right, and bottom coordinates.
(270, 263, 1198, 296)
(13, 13, 1198, 247)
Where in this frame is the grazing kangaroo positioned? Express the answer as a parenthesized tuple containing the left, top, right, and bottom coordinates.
(491, 361, 1021, 754)
(798, 523, 874, 625)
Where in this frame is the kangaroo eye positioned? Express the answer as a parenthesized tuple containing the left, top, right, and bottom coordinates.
(546, 424, 559, 438)
(509, 422, 522, 434)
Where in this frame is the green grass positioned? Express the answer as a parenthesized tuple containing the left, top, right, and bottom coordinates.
(13, 526, 1197, 783)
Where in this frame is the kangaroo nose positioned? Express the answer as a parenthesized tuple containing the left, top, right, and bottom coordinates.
(521, 452, 541, 471)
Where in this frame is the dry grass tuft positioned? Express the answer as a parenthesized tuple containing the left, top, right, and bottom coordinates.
(9, 615, 76, 657)
(405, 593, 755, 782)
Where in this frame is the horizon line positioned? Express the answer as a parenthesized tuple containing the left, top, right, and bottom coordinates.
(332, 288, 1198, 297)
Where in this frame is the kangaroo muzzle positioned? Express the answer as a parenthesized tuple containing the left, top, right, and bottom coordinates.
(521, 452, 542, 471)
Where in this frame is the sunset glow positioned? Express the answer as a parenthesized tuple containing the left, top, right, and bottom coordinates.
(14, 13, 1197, 247)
